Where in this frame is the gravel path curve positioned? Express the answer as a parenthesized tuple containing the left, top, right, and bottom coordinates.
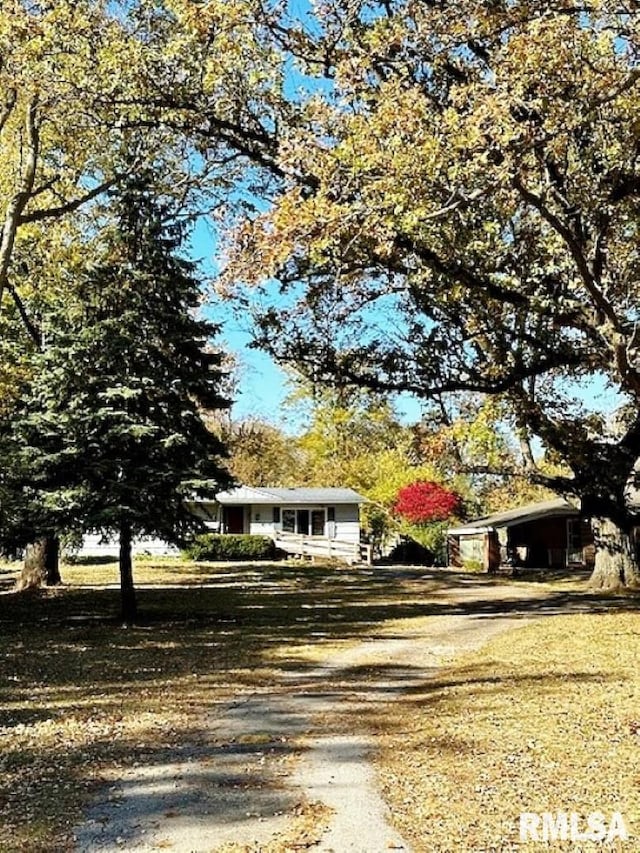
(74, 579, 549, 852)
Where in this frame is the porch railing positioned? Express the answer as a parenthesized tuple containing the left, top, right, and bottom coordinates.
(273, 530, 372, 565)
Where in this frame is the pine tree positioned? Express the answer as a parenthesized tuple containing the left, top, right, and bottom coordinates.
(12, 169, 231, 623)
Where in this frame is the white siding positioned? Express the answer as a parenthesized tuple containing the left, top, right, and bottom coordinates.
(75, 533, 179, 558)
(246, 502, 361, 542)
(132, 537, 180, 556)
(248, 504, 278, 537)
(334, 503, 361, 543)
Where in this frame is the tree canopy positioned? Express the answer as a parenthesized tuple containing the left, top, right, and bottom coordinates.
(217, 1, 640, 587)
(394, 482, 461, 526)
(1, 2, 136, 324)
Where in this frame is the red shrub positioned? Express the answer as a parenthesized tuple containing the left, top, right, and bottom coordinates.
(394, 481, 460, 524)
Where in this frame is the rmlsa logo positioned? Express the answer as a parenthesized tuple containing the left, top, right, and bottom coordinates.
(520, 811, 629, 843)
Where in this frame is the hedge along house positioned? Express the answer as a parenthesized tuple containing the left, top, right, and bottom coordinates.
(447, 498, 595, 572)
(188, 486, 369, 561)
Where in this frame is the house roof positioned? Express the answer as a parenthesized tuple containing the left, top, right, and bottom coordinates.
(215, 486, 367, 505)
(448, 498, 579, 535)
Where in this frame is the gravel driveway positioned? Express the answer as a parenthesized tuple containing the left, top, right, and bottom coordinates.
(74, 576, 561, 852)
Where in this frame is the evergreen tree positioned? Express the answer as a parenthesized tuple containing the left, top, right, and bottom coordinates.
(11, 169, 231, 622)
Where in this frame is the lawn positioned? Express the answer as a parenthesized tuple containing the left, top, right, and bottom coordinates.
(0, 557, 637, 851)
(373, 611, 640, 852)
(0, 557, 481, 851)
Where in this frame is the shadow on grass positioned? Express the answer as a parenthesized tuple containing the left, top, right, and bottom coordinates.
(3, 716, 305, 851)
(298, 661, 614, 701)
(63, 554, 119, 566)
(1, 562, 636, 849)
(1, 565, 638, 715)
(77, 735, 304, 847)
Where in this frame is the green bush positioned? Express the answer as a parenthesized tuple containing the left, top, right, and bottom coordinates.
(182, 534, 276, 562)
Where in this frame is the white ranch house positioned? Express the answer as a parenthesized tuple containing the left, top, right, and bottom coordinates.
(195, 486, 363, 538)
(189, 486, 370, 563)
(78, 486, 370, 563)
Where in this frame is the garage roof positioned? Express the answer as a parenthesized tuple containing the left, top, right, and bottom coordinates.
(448, 498, 579, 535)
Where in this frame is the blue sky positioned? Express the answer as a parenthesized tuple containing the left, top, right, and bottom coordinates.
(188, 0, 429, 429)
(190, 213, 426, 428)
(204, 289, 426, 429)
(207, 296, 294, 421)
(192, 211, 619, 433)
(192, 221, 305, 428)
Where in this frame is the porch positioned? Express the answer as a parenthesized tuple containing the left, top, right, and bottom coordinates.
(274, 530, 373, 565)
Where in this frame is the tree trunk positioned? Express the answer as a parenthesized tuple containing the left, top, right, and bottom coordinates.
(17, 535, 61, 590)
(44, 536, 61, 586)
(589, 517, 640, 590)
(119, 520, 137, 626)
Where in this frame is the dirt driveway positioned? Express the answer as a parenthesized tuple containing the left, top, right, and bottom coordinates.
(73, 572, 606, 852)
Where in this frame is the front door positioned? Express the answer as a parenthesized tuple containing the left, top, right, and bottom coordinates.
(224, 506, 245, 534)
(296, 509, 310, 535)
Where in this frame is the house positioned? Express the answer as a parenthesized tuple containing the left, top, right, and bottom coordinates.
(78, 533, 179, 558)
(188, 485, 370, 564)
(75, 486, 369, 563)
(189, 486, 366, 542)
(447, 498, 595, 572)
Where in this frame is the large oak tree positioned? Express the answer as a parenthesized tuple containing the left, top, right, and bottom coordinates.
(217, 0, 640, 589)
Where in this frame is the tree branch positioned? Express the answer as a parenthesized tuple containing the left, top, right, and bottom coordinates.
(0, 96, 40, 307)
(0, 87, 17, 136)
(513, 174, 615, 315)
(18, 178, 116, 226)
(283, 343, 587, 399)
(5, 280, 41, 348)
(394, 232, 529, 306)
(463, 462, 577, 493)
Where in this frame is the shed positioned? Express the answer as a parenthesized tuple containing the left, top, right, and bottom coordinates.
(447, 498, 595, 572)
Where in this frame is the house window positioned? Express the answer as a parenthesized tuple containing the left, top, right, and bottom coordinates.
(567, 519, 583, 564)
(273, 507, 281, 524)
(280, 507, 326, 536)
(327, 506, 336, 522)
(311, 509, 325, 536)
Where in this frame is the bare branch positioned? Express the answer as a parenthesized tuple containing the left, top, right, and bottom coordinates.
(0, 87, 17, 136)
(5, 280, 41, 348)
(513, 174, 621, 329)
(394, 232, 529, 306)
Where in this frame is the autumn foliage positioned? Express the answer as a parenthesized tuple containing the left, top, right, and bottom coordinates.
(393, 481, 460, 524)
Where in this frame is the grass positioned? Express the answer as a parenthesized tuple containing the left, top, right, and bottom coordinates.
(0, 557, 488, 851)
(1, 557, 637, 851)
(373, 611, 640, 852)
